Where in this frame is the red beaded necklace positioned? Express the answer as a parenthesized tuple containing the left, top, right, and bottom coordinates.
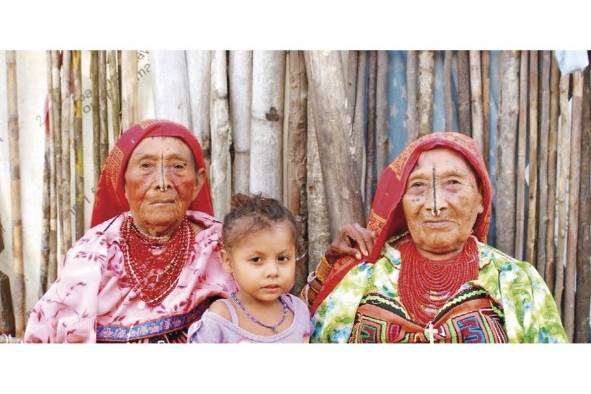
(397, 235, 479, 326)
(120, 215, 194, 307)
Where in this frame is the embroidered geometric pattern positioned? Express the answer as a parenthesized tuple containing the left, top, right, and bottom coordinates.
(96, 300, 212, 342)
(348, 285, 508, 343)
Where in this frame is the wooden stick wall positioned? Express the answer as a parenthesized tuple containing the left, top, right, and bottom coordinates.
(1, 50, 590, 342)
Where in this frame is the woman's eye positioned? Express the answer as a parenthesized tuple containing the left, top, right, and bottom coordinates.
(140, 162, 153, 169)
(410, 181, 425, 188)
(447, 179, 461, 185)
(173, 162, 186, 170)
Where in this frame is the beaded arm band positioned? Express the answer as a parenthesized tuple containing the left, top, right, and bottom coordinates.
(299, 255, 333, 308)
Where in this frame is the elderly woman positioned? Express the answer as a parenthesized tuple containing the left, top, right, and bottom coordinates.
(303, 132, 567, 343)
(25, 119, 236, 343)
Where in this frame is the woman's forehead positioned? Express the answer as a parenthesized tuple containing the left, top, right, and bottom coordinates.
(412, 148, 473, 175)
(131, 136, 192, 157)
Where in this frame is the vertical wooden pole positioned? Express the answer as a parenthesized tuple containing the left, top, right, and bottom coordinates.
(564, 71, 584, 340)
(574, 66, 591, 343)
(469, 50, 484, 155)
(514, 51, 528, 260)
(495, 51, 520, 255)
(228, 50, 252, 194)
(443, 50, 454, 131)
(544, 56, 560, 289)
(40, 52, 52, 294)
(376, 51, 389, 175)
(306, 94, 331, 273)
(150, 51, 192, 127)
(304, 51, 365, 237)
(555, 72, 571, 313)
(481, 51, 490, 164)
(536, 51, 551, 275)
(285, 51, 308, 293)
(457, 50, 472, 134)
(406, 51, 418, 142)
(72, 51, 84, 240)
(48, 50, 61, 284)
(417, 50, 434, 137)
(351, 51, 366, 199)
(365, 51, 377, 215)
(120, 50, 138, 131)
(90, 51, 101, 183)
(526, 50, 539, 264)
(250, 51, 285, 200)
(5, 51, 25, 337)
(186, 51, 211, 164)
(209, 51, 232, 218)
(60, 51, 73, 253)
(98, 51, 109, 168)
(108, 50, 121, 138)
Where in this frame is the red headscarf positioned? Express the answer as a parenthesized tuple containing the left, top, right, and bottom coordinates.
(311, 132, 493, 314)
(90, 119, 213, 227)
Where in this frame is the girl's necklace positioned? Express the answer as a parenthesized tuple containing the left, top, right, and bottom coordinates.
(230, 292, 288, 333)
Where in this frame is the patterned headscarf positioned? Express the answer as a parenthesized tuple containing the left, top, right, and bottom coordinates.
(90, 119, 213, 227)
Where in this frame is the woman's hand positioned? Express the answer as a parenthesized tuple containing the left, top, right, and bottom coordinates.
(325, 224, 376, 262)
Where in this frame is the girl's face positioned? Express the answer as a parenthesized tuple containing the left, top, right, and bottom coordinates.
(222, 220, 296, 305)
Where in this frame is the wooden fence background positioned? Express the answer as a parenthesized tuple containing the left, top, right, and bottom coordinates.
(0, 50, 589, 342)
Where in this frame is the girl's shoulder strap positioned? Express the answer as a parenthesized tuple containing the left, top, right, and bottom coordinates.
(217, 298, 239, 325)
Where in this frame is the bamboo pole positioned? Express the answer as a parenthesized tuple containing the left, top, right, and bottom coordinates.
(345, 51, 358, 118)
(91, 51, 101, 183)
(406, 51, 418, 142)
(151, 51, 192, 127)
(228, 51, 252, 194)
(285, 51, 308, 294)
(376, 51, 389, 174)
(209, 51, 232, 218)
(40, 52, 52, 294)
(545, 56, 560, 288)
(481, 51, 490, 164)
(554, 72, 571, 313)
(351, 51, 366, 198)
(514, 51, 528, 260)
(457, 50, 472, 134)
(526, 51, 539, 264)
(186, 51, 212, 164)
(98, 51, 109, 168)
(120, 50, 138, 131)
(365, 51, 377, 215)
(495, 51, 520, 255)
(60, 50, 73, 253)
(49, 50, 61, 284)
(250, 51, 285, 200)
(417, 50, 434, 137)
(304, 51, 365, 236)
(536, 51, 551, 275)
(574, 66, 591, 343)
(72, 51, 84, 239)
(563, 71, 584, 340)
(443, 50, 454, 131)
(469, 50, 484, 155)
(108, 50, 121, 138)
(306, 95, 331, 273)
(5, 51, 25, 337)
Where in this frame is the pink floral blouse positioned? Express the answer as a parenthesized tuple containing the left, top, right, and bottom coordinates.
(24, 211, 237, 343)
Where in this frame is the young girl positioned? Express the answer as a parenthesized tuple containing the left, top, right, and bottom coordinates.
(188, 194, 311, 343)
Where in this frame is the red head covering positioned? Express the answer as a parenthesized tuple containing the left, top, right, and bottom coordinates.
(90, 119, 213, 227)
(311, 132, 493, 314)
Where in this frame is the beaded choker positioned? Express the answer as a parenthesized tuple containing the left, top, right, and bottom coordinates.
(120, 215, 194, 307)
(397, 235, 479, 326)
